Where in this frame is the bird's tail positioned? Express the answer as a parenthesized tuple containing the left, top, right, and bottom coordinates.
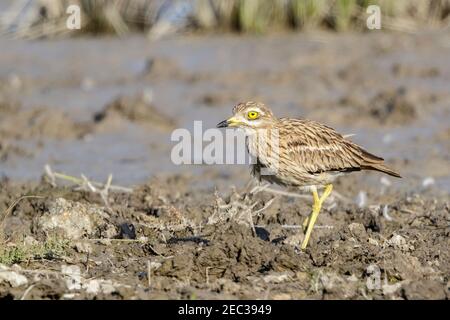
(359, 148, 402, 178)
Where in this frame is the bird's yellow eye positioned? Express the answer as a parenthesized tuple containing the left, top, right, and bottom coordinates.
(247, 111, 259, 120)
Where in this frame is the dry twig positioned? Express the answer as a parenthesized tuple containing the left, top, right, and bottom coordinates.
(44, 164, 132, 207)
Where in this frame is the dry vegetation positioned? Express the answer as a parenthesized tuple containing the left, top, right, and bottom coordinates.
(1, 0, 449, 38)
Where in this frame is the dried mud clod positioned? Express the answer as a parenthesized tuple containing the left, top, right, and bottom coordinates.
(35, 198, 118, 240)
(368, 88, 418, 125)
(0, 98, 90, 163)
(337, 87, 420, 127)
(93, 93, 176, 131)
(0, 105, 89, 141)
(141, 57, 184, 79)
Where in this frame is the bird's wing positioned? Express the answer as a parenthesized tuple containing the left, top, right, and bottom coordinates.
(278, 118, 369, 174)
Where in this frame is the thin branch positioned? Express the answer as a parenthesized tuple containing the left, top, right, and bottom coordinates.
(20, 284, 36, 300)
(44, 165, 133, 193)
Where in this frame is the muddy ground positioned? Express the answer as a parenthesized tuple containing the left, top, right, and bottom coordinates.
(0, 175, 448, 300)
(0, 30, 449, 299)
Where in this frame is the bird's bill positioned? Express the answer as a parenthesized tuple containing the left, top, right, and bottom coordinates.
(216, 116, 241, 128)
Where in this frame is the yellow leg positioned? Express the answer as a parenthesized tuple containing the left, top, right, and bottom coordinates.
(320, 184, 333, 202)
(301, 184, 333, 250)
(302, 189, 320, 232)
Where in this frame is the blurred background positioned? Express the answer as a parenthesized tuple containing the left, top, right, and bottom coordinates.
(0, 0, 449, 193)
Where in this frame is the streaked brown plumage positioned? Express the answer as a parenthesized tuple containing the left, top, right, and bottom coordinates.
(217, 101, 401, 249)
(250, 116, 401, 187)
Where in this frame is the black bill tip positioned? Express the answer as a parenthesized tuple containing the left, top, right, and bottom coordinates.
(216, 120, 228, 128)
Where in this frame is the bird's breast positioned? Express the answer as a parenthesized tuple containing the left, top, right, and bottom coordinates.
(246, 131, 280, 170)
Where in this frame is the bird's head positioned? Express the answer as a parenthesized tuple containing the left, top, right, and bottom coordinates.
(217, 101, 276, 131)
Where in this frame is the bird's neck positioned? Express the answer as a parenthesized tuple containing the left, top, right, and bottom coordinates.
(246, 120, 277, 134)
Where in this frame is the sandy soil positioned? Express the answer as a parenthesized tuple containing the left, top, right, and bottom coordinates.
(0, 30, 449, 299)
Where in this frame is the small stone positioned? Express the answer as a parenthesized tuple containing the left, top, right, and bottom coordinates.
(368, 238, 379, 246)
(84, 279, 100, 294)
(62, 293, 77, 300)
(388, 234, 408, 251)
(149, 261, 162, 271)
(255, 226, 270, 241)
(119, 223, 136, 239)
(74, 242, 93, 254)
(348, 223, 368, 242)
(61, 265, 82, 291)
(383, 281, 403, 296)
(263, 272, 292, 284)
(272, 293, 292, 300)
(37, 198, 115, 240)
(95, 280, 117, 294)
(138, 236, 148, 242)
(283, 233, 304, 247)
(0, 264, 28, 287)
